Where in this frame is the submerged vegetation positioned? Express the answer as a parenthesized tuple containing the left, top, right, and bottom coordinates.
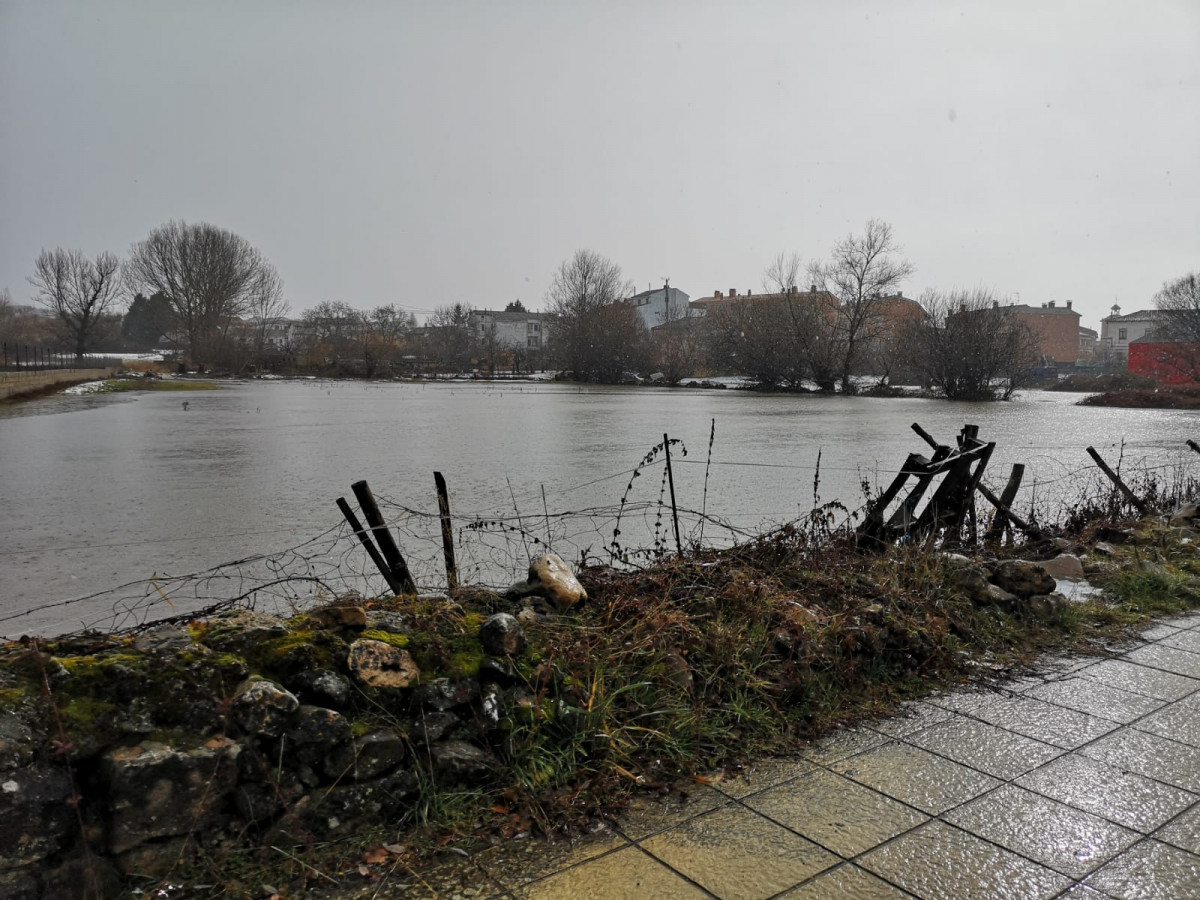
(82, 377, 223, 394)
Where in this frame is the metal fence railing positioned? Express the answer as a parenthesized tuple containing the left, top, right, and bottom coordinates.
(0, 342, 123, 373)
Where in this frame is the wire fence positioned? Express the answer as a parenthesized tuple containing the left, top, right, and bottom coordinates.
(2, 431, 1197, 639)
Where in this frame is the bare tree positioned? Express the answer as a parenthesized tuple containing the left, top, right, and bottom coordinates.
(125, 221, 283, 365)
(546, 249, 645, 382)
(1156, 272, 1200, 342)
(809, 220, 914, 392)
(912, 288, 1040, 400)
(427, 302, 473, 373)
(27, 248, 125, 357)
(244, 266, 290, 355)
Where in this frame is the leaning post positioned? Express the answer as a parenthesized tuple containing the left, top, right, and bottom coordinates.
(1086, 447, 1148, 515)
(351, 480, 418, 594)
(663, 433, 683, 555)
(336, 497, 402, 594)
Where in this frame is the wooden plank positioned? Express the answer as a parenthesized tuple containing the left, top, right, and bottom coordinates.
(351, 480, 418, 594)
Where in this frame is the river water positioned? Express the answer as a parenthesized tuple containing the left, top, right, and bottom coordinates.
(1, 379, 1196, 636)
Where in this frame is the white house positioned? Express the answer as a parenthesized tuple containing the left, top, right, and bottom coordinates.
(627, 285, 692, 330)
(1100, 305, 1166, 359)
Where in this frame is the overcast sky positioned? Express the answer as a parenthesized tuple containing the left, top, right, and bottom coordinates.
(2, 1, 1197, 328)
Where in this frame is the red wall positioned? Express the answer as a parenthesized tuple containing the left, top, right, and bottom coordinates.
(1128, 342, 1200, 384)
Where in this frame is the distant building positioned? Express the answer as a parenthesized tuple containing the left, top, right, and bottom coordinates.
(1100, 305, 1166, 360)
(627, 285, 691, 330)
(1005, 301, 1082, 365)
(691, 285, 838, 317)
(1078, 325, 1099, 361)
(468, 309, 547, 352)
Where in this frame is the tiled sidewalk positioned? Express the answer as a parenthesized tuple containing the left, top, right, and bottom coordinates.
(398, 612, 1200, 899)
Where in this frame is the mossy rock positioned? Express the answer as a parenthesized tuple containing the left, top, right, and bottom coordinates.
(243, 630, 349, 681)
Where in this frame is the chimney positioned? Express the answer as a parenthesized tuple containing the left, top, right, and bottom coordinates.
(993, 299, 999, 309)
(714, 290, 722, 299)
(810, 283, 817, 293)
(1066, 300, 1072, 310)
(729, 288, 737, 297)
(1048, 300, 1056, 308)
(959, 302, 967, 313)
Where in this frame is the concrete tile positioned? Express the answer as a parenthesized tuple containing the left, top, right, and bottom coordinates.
(517, 845, 706, 900)
(779, 863, 913, 899)
(1025, 677, 1164, 724)
(1136, 698, 1200, 749)
(1156, 612, 1200, 630)
(944, 784, 1139, 878)
(1080, 659, 1200, 702)
(1081, 728, 1200, 793)
(640, 804, 837, 900)
(1086, 839, 1200, 900)
(474, 830, 627, 889)
(712, 755, 815, 799)
(906, 715, 1064, 780)
(1162, 629, 1200, 655)
(1017, 754, 1196, 833)
(613, 784, 730, 841)
(1156, 804, 1200, 855)
(858, 821, 1070, 899)
(799, 726, 888, 765)
(867, 701, 955, 738)
(745, 768, 928, 858)
(953, 693, 1119, 749)
(1138, 622, 1184, 641)
(1124, 644, 1200, 680)
(925, 687, 1000, 715)
(830, 741, 1000, 815)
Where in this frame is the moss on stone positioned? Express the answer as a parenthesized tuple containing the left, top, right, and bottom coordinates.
(243, 629, 347, 680)
(359, 630, 410, 648)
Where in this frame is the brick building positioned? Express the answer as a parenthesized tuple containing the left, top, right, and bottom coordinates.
(1006, 301, 1082, 365)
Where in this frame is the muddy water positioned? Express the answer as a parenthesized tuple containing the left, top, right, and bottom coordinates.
(1, 380, 1196, 635)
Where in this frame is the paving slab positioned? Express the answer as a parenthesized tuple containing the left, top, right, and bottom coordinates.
(614, 783, 731, 840)
(866, 701, 954, 738)
(745, 768, 928, 857)
(474, 830, 627, 890)
(798, 726, 888, 765)
(904, 715, 1064, 779)
(858, 821, 1071, 899)
(1123, 644, 1200, 679)
(1085, 839, 1200, 900)
(1155, 805, 1200, 855)
(1024, 677, 1165, 723)
(1135, 695, 1200, 748)
(515, 845, 708, 900)
(1162, 629, 1200, 654)
(1076, 658, 1200, 702)
(830, 741, 1000, 815)
(711, 755, 814, 799)
(941, 692, 1120, 748)
(1080, 727, 1200, 793)
(1017, 754, 1197, 833)
(779, 863, 914, 899)
(639, 804, 838, 899)
(943, 784, 1139, 878)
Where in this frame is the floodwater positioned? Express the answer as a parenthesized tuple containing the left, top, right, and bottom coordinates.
(1, 379, 1196, 636)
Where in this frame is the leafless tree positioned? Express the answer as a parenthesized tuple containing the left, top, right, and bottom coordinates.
(809, 219, 914, 392)
(125, 221, 283, 365)
(763, 251, 803, 294)
(244, 266, 290, 354)
(650, 296, 704, 385)
(427, 302, 473, 373)
(1155, 272, 1200, 342)
(27, 248, 125, 357)
(547, 249, 645, 382)
(911, 288, 1040, 400)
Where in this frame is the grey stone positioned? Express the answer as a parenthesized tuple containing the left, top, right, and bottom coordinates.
(412, 710, 461, 743)
(1028, 594, 1070, 617)
(0, 765, 74, 868)
(231, 678, 299, 737)
(991, 560, 1057, 598)
(1169, 503, 1200, 526)
(479, 613, 526, 656)
(287, 705, 351, 767)
(132, 624, 195, 654)
(288, 669, 354, 709)
(413, 677, 478, 711)
(324, 729, 406, 781)
(307, 605, 367, 630)
(506, 552, 588, 609)
(365, 611, 410, 634)
(1093, 542, 1117, 556)
(985, 583, 1020, 611)
(347, 639, 420, 689)
(0, 714, 35, 771)
(431, 740, 497, 783)
(1038, 554, 1085, 580)
(101, 738, 241, 854)
(199, 609, 288, 654)
(288, 769, 418, 839)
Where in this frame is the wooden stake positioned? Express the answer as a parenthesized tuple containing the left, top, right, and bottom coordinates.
(434, 471, 458, 591)
(985, 463, 1025, 543)
(663, 433, 682, 555)
(351, 480, 418, 594)
(1187, 439, 1200, 457)
(336, 497, 402, 594)
(1086, 447, 1148, 514)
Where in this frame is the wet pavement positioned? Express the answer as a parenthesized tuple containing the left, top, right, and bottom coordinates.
(361, 611, 1200, 899)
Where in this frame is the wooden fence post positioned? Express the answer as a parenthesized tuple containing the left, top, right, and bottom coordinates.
(336, 497, 402, 595)
(663, 433, 682, 555)
(1086, 447, 1148, 515)
(434, 471, 458, 591)
(351, 480, 418, 594)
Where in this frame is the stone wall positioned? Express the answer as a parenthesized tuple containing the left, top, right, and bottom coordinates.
(0, 603, 536, 899)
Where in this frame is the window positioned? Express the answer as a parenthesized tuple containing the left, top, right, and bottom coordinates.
(527, 322, 540, 333)
(1118, 328, 1127, 341)
(527, 336, 540, 348)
